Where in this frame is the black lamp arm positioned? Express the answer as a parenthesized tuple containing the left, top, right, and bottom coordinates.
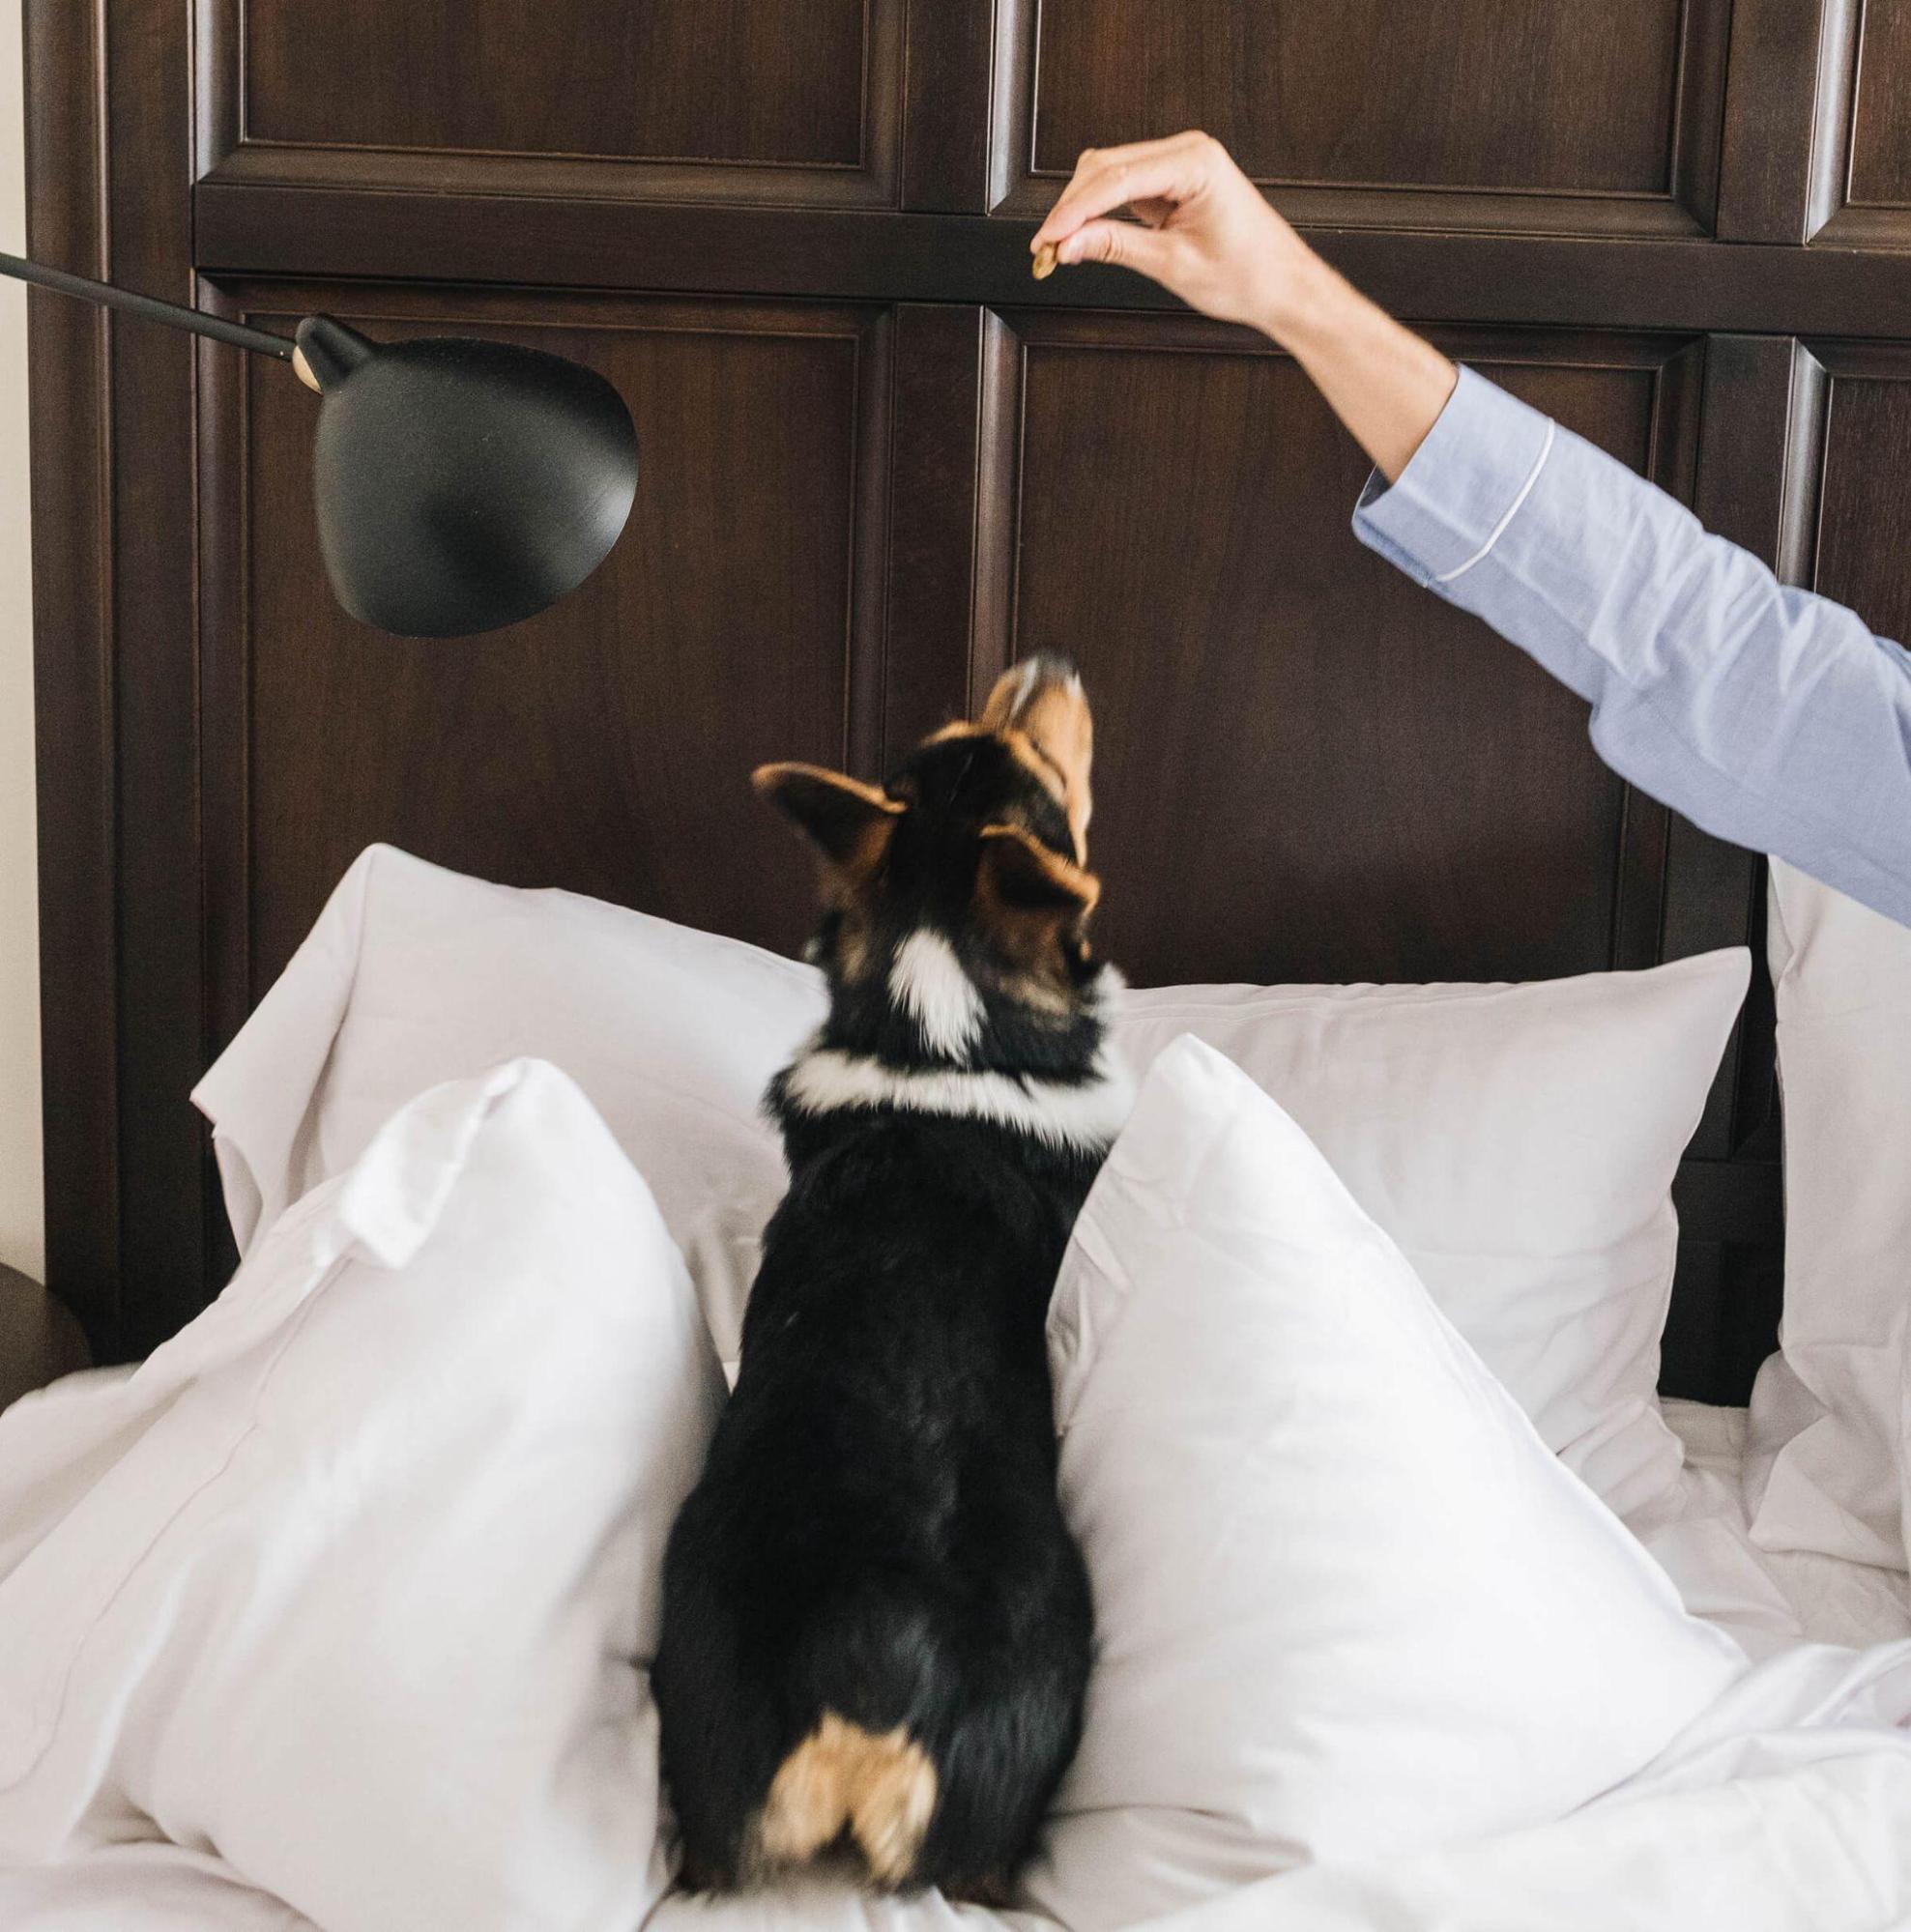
(0, 250, 297, 361)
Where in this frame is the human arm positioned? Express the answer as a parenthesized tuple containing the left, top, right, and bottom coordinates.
(1031, 135, 1911, 926)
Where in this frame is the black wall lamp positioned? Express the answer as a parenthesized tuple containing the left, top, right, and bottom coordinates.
(2, 252, 640, 638)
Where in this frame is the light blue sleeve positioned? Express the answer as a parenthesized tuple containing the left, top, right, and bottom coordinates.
(1351, 365, 1911, 929)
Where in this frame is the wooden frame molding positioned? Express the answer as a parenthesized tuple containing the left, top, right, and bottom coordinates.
(196, 183, 1911, 338)
(27, 0, 208, 1361)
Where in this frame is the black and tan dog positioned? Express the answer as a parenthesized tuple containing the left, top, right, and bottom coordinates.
(653, 657, 1129, 1901)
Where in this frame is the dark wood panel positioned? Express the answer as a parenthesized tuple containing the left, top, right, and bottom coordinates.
(106, 0, 209, 1364)
(23, 0, 120, 1356)
(1033, 0, 1684, 192)
(242, 0, 866, 162)
(989, 316, 1691, 989)
(1807, 346, 1911, 643)
(194, 182, 1911, 336)
(27, 0, 1815, 1405)
(199, 287, 891, 1010)
(880, 305, 988, 751)
(199, 0, 904, 206)
(900, 0, 995, 211)
(1716, 0, 1858, 243)
(993, 0, 1729, 231)
(1845, 0, 1911, 210)
(27, 0, 208, 1361)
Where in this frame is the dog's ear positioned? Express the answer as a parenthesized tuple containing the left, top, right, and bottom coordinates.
(753, 763, 903, 882)
(975, 823, 1100, 961)
(977, 656, 1094, 860)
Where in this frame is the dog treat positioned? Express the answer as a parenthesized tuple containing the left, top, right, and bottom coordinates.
(1032, 243, 1058, 280)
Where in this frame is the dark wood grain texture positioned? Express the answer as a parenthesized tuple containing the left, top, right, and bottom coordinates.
(1808, 346, 1911, 647)
(900, 0, 995, 210)
(880, 305, 988, 752)
(1842, 0, 1911, 217)
(35, 0, 1904, 1400)
(242, 0, 868, 161)
(199, 0, 906, 207)
(1717, 0, 1860, 242)
(995, 0, 1730, 231)
(194, 186, 1911, 336)
(23, 0, 118, 1358)
(104, 0, 211, 1364)
(1033, 0, 1687, 192)
(205, 287, 890, 999)
(990, 317, 1681, 989)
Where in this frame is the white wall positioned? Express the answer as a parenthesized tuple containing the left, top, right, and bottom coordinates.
(0, 0, 45, 1283)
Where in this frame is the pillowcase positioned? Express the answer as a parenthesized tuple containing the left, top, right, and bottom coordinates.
(0, 1058, 724, 1932)
(1021, 1037, 1748, 1932)
(192, 844, 826, 1369)
(1745, 860, 1911, 1572)
(1118, 953, 1750, 1523)
(196, 845, 1746, 1527)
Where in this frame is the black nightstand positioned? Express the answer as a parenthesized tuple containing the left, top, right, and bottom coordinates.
(0, 1264, 92, 1412)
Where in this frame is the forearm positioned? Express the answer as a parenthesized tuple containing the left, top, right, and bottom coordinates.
(1250, 246, 1458, 484)
(1352, 371, 1911, 928)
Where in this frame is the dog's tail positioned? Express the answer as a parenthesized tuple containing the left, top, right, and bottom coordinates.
(757, 1710, 939, 1885)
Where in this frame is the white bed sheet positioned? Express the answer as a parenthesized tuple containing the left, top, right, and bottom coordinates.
(7, 1641, 1911, 1932)
(5, 1382, 1911, 1932)
(1658, 1399, 1911, 1655)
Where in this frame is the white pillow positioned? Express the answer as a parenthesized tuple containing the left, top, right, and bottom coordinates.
(196, 846, 1746, 1522)
(1022, 1037, 1748, 1932)
(0, 1059, 723, 1932)
(1117, 953, 1750, 1523)
(192, 844, 826, 1366)
(1746, 861, 1911, 1572)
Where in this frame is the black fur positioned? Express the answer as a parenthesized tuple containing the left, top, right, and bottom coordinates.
(653, 692, 1115, 1899)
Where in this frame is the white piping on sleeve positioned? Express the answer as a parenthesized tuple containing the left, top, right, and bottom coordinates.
(1433, 418, 1556, 587)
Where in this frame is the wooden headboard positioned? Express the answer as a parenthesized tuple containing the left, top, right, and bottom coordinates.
(42, 0, 1911, 1398)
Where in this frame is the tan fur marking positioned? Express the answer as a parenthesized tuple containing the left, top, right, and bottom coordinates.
(756, 763, 901, 907)
(758, 1713, 938, 1887)
(751, 762, 904, 819)
(979, 822, 1100, 914)
(975, 665, 1094, 859)
(971, 823, 1099, 1011)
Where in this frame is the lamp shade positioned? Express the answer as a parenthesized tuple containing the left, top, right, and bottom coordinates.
(295, 316, 640, 638)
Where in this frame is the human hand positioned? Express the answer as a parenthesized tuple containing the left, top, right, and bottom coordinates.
(1029, 131, 1317, 333)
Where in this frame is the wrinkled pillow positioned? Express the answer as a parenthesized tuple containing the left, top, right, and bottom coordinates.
(0, 1059, 723, 1932)
(1023, 1037, 1747, 1932)
(191, 844, 825, 1366)
(195, 846, 1745, 1531)
(1747, 861, 1911, 1571)
(1118, 951, 1749, 1525)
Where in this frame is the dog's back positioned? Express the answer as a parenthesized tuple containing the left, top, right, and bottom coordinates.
(654, 659, 1127, 1899)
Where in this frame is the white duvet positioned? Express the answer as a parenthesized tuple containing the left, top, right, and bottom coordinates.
(2, 1053, 1909, 1932)
(5, 1653, 1909, 1932)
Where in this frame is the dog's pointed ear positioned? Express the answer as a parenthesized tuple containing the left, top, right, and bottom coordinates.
(753, 763, 903, 879)
(976, 822, 1100, 931)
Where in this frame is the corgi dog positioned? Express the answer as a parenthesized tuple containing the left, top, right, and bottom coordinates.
(653, 657, 1130, 1901)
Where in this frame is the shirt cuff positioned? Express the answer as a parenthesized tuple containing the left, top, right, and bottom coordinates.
(1350, 365, 1558, 590)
